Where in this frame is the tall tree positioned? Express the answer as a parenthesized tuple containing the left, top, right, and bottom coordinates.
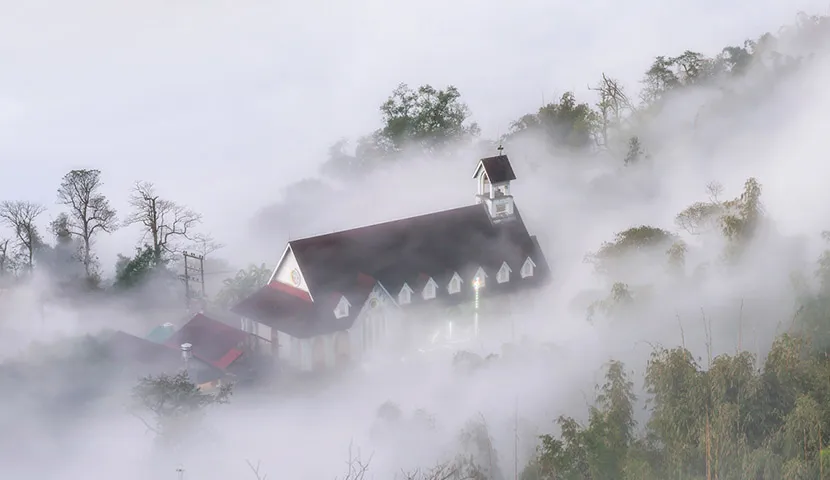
(588, 73, 635, 149)
(0, 200, 46, 271)
(0, 238, 12, 276)
(378, 83, 480, 152)
(124, 181, 202, 261)
(507, 92, 598, 151)
(55, 169, 118, 279)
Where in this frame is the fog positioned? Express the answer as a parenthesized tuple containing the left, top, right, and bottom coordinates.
(2, 2, 830, 479)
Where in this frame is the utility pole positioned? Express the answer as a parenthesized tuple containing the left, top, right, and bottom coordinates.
(182, 251, 206, 312)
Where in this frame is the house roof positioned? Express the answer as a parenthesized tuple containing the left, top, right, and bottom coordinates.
(233, 202, 550, 337)
(103, 331, 224, 384)
(473, 155, 516, 183)
(164, 313, 249, 370)
(145, 323, 176, 344)
(232, 274, 376, 339)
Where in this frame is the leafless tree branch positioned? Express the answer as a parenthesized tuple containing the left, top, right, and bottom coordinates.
(124, 181, 203, 257)
(245, 460, 268, 480)
(0, 200, 46, 270)
(56, 169, 118, 278)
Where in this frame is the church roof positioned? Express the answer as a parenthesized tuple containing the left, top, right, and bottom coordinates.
(473, 154, 516, 183)
(232, 202, 550, 338)
(290, 203, 534, 294)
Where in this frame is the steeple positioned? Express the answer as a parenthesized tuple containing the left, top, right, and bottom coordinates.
(472, 146, 517, 222)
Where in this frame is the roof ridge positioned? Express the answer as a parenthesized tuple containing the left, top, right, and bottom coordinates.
(289, 203, 485, 244)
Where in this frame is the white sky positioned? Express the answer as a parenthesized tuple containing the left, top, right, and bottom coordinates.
(1, 0, 827, 267)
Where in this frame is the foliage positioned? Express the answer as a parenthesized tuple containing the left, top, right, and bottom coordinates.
(113, 244, 170, 290)
(214, 263, 272, 310)
(586, 226, 677, 278)
(379, 83, 480, 152)
(507, 92, 598, 151)
(525, 360, 637, 480)
(130, 371, 232, 444)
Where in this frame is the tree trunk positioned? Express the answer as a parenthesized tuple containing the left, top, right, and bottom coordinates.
(706, 410, 712, 480)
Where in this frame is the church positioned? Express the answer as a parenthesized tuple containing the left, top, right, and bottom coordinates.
(231, 151, 550, 372)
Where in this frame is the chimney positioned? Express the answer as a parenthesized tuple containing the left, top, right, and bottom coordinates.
(181, 343, 193, 362)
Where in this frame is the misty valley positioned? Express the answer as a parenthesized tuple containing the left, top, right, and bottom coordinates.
(3, 8, 830, 480)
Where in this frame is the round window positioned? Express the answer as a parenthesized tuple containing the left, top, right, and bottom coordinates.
(369, 298, 379, 308)
(290, 269, 301, 286)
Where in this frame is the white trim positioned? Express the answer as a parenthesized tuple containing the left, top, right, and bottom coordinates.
(269, 244, 292, 283)
(398, 283, 414, 305)
(497, 262, 512, 284)
(473, 266, 487, 288)
(334, 296, 351, 319)
(422, 277, 438, 300)
(373, 282, 400, 308)
(521, 257, 536, 278)
(448, 272, 463, 294)
(472, 161, 489, 180)
(270, 242, 315, 302)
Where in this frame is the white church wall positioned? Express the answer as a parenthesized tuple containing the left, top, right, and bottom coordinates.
(271, 245, 310, 294)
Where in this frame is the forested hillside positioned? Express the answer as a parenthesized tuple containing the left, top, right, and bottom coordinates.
(2, 9, 830, 480)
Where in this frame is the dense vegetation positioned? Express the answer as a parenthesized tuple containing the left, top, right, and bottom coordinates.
(2, 9, 830, 480)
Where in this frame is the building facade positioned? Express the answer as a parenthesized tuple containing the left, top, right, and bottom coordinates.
(232, 153, 550, 372)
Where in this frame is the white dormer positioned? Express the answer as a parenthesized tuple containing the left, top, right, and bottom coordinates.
(334, 296, 351, 319)
(448, 272, 463, 294)
(398, 283, 414, 305)
(521, 257, 536, 278)
(422, 277, 438, 300)
(473, 266, 487, 289)
(497, 262, 512, 284)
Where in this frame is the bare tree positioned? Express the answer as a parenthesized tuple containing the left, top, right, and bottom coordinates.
(401, 462, 472, 480)
(189, 233, 224, 258)
(0, 201, 46, 270)
(589, 73, 635, 149)
(124, 181, 202, 260)
(0, 238, 12, 275)
(246, 460, 268, 480)
(55, 169, 118, 278)
(336, 442, 372, 480)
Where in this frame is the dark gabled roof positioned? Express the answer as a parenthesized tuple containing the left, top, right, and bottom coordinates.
(232, 274, 376, 339)
(473, 155, 516, 183)
(103, 331, 224, 384)
(232, 202, 551, 338)
(164, 314, 249, 370)
(289, 203, 534, 296)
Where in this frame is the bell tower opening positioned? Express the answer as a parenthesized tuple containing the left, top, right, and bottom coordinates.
(472, 146, 517, 222)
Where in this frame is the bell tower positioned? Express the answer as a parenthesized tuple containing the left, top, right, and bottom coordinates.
(472, 145, 517, 222)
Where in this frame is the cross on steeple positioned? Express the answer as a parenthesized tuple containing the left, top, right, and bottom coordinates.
(497, 144, 504, 156)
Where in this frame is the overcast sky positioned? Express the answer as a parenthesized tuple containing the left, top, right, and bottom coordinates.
(1, 0, 827, 267)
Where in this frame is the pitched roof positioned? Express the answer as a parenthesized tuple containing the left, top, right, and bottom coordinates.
(145, 323, 176, 344)
(232, 274, 376, 338)
(232, 202, 551, 337)
(103, 331, 224, 384)
(290, 203, 535, 296)
(473, 155, 516, 183)
(164, 314, 248, 369)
